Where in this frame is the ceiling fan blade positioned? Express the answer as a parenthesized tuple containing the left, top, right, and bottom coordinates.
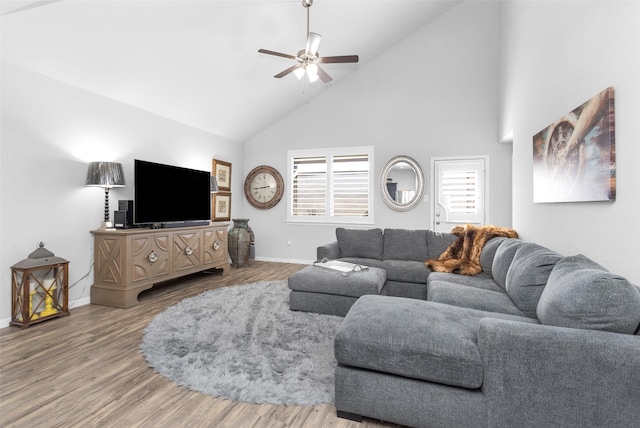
(316, 65, 333, 83)
(305, 32, 322, 57)
(274, 64, 302, 79)
(258, 49, 297, 61)
(320, 55, 360, 64)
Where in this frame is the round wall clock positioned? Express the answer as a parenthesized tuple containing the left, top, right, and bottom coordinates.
(244, 165, 285, 209)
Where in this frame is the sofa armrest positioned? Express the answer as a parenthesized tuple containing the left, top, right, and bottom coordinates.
(478, 318, 640, 428)
(317, 241, 340, 260)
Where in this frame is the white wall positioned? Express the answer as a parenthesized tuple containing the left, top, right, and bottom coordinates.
(499, 0, 640, 284)
(243, 1, 511, 263)
(0, 62, 243, 325)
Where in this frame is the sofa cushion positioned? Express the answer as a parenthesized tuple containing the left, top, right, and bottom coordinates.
(491, 239, 525, 289)
(537, 254, 640, 334)
(335, 296, 536, 389)
(428, 281, 527, 317)
(382, 229, 428, 261)
(338, 257, 385, 271)
(336, 228, 384, 260)
(505, 243, 563, 318)
(428, 271, 503, 292)
(380, 259, 430, 284)
(480, 237, 508, 275)
(426, 231, 457, 259)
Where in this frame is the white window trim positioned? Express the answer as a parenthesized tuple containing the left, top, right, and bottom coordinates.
(287, 146, 374, 225)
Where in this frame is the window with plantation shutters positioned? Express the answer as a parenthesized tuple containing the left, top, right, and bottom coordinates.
(291, 155, 327, 217)
(441, 169, 479, 215)
(431, 157, 487, 233)
(288, 147, 373, 224)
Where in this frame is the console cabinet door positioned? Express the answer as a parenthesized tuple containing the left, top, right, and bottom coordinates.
(130, 233, 171, 284)
(204, 227, 228, 266)
(94, 235, 127, 287)
(173, 231, 203, 272)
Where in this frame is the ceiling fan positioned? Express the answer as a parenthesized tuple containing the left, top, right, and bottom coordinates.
(258, 0, 359, 83)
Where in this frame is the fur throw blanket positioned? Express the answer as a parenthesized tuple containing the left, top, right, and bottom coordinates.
(425, 224, 518, 276)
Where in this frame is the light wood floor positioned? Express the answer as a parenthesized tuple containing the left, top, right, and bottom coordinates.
(0, 261, 400, 428)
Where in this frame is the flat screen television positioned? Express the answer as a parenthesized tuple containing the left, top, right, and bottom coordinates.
(134, 159, 211, 227)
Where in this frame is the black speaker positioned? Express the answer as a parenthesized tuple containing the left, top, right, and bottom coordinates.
(115, 200, 134, 229)
(114, 210, 131, 229)
(118, 200, 134, 212)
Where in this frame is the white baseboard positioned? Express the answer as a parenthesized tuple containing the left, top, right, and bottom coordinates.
(70, 296, 91, 309)
(0, 317, 10, 329)
(0, 296, 92, 330)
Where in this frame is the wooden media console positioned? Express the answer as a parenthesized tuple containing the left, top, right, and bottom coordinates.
(90, 223, 229, 308)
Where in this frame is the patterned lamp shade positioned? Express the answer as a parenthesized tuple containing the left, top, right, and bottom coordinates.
(86, 161, 125, 228)
(86, 162, 125, 188)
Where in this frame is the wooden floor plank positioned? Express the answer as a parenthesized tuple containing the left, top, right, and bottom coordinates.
(0, 261, 399, 427)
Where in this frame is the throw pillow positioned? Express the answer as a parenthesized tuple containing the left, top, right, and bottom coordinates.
(537, 254, 640, 334)
(336, 228, 384, 260)
(491, 239, 525, 289)
(382, 229, 428, 261)
(479, 237, 507, 275)
(505, 243, 563, 318)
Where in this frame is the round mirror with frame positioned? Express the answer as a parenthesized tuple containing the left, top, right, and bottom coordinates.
(380, 156, 425, 211)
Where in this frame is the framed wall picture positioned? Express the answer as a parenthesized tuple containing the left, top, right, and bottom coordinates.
(532, 87, 615, 203)
(212, 159, 232, 191)
(212, 192, 231, 222)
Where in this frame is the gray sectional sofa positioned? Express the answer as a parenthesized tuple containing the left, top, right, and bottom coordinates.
(316, 228, 640, 428)
(317, 228, 456, 300)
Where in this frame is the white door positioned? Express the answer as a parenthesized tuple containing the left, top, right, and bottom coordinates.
(431, 157, 487, 233)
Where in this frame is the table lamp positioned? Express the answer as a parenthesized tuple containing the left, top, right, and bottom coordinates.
(86, 161, 125, 230)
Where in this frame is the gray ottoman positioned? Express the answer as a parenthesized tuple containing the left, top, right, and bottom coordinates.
(288, 265, 386, 316)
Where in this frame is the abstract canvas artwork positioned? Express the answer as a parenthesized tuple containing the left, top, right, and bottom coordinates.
(533, 87, 615, 203)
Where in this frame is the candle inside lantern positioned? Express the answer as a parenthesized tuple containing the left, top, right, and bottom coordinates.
(43, 278, 55, 290)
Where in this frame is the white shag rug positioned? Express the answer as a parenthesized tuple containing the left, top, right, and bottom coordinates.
(140, 280, 342, 405)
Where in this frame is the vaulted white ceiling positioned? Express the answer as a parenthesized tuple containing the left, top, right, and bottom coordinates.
(1, 0, 461, 142)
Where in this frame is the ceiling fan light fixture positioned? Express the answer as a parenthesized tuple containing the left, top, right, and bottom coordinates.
(293, 67, 306, 80)
(258, 0, 358, 83)
(307, 72, 319, 83)
(306, 63, 319, 78)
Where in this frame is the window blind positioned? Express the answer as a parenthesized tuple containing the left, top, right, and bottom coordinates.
(291, 156, 327, 217)
(288, 148, 372, 223)
(440, 170, 479, 215)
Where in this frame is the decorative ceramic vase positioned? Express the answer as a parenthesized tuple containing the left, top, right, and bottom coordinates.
(228, 218, 254, 267)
